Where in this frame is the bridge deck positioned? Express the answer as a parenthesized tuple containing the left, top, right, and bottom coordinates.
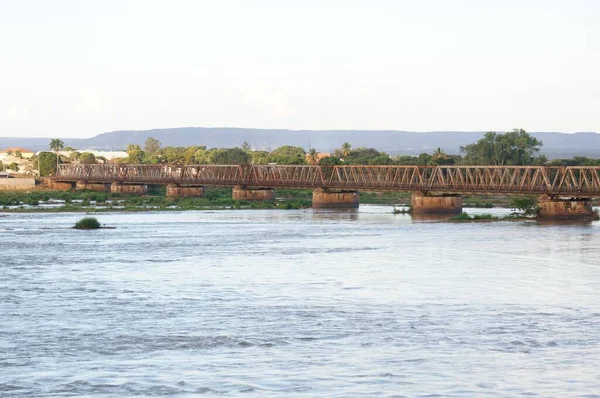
(56, 164, 600, 197)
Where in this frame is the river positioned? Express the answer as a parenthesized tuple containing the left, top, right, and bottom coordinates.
(2, 206, 600, 397)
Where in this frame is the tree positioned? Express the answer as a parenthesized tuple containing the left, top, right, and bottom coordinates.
(251, 150, 270, 165)
(341, 142, 352, 158)
(308, 148, 319, 165)
(125, 144, 145, 163)
(343, 147, 390, 165)
(241, 141, 252, 151)
(69, 151, 81, 161)
(49, 138, 65, 153)
(460, 129, 543, 165)
(14, 151, 22, 159)
(193, 148, 210, 164)
(35, 152, 60, 176)
(79, 152, 97, 164)
(209, 148, 251, 164)
(49, 138, 64, 170)
(7, 162, 19, 171)
(144, 137, 161, 154)
(318, 156, 342, 165)
(429, 148, 455, 165)
(160, 146, 186, 163)
(269, 146, 306, 164)
(64, 146, 75, 152)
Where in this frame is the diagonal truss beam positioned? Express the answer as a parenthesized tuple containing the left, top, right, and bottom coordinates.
(56, 164, 600, 197)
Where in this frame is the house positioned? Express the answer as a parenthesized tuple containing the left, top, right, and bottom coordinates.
(0, 147, 35, 161)
(305, 152, 332, 164)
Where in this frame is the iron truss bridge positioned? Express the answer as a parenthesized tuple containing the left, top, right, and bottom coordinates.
(56, 164, 600, 197)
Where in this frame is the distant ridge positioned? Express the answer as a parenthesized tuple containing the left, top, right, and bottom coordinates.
(2, 128, 600, 159)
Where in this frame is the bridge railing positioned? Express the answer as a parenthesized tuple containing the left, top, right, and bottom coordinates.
(56, 164, 600, 196)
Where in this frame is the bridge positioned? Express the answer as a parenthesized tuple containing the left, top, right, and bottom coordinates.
(56, 164, 600, 219)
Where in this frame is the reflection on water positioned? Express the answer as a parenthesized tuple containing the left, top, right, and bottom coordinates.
(1, 207, 600, 397)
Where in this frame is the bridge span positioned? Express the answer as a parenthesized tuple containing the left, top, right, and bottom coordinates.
(57, 164, 600, 197)
(55, 164, 600, 219)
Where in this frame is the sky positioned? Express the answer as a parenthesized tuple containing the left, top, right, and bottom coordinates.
(1, 0, 599, 138)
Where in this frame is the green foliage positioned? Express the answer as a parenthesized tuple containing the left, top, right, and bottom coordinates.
(7, 162, 19, 171)
(14, 151, 22, 159)
(460, 129, 543, 165)
(307, 148, 319, 165)
(74, 217, 101, 229)
(209, 148, 252, 164)
(49, 138, 65, 153)
(124, 144, 145, 163)
(548, 157, 600, 166)
(429, 148, 455, 165)
(251, 150, 270, 165)
(144, 137, 161, 154)
(35, 152, 60, 176)
(160, 146, 186, 163)
(341, 142, 352, 157)
(269, 145, 306, 164)
(343, 147, 391, 165)
(509, 196, 539, 216)
(319, 156, 342, 165)
(79, 152, 97, 164)
(450, 212, 497, 221)
(241, 141, 252, 151)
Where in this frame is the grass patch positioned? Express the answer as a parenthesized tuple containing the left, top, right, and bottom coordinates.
(450, 212, 497, 221)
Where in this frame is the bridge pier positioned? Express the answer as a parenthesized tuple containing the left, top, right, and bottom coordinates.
(110, 182, 148, 195)
(312, 188, 360, 208)
(44, 178, 74, 190)
(411, 192, 462, 214)
(76, 181, 110, 192)
(538, 195, 598, 220)
(166, 184, 204, 198)
(232, 185, 275, 201)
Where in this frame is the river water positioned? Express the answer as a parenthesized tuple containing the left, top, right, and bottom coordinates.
(2, 206, 600, 397)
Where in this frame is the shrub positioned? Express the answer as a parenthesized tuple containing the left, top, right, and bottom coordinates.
(74, 217, 101, 230)
(450, 212, 473, 221)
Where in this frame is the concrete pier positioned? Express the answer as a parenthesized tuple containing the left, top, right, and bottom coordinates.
(110, 182, 148, 195)
(76, 181, 110, 192)
(44, 178, 74, 190)
(232, 185, 275, 201)
(538, 195, 597, 220)
(411, 192, 462, 214)
(166, 184, 205, 198)
(312, 188, 359, 208)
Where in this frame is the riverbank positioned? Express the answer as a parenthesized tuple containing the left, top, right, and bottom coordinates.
(1, 188, 598, 213)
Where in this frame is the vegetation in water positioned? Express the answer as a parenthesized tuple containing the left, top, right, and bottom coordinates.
(450, 212, 498, 221)
(74, 217, 101, 229)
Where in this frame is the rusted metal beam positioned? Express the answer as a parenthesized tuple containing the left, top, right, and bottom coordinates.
(56, 164, 600, 197)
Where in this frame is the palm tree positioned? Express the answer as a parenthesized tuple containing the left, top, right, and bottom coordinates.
(341, 142, 352, 158)
(308, 148, 319, 165)
(49, 138, 64, 174)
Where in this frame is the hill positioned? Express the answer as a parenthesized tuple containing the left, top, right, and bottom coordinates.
(2, 128, 600, 159)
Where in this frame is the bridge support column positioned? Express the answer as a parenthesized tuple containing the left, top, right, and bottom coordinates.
(411, 192, 462, 214)
(312, 188, 359, 208)
(76, 181, 110, 192)
(43, 178, 74, 190)
(166, 184, 204, 198)
(110, 182, 148, 195)
(232, 185, 275, 201)
(538, 195, 598, 220)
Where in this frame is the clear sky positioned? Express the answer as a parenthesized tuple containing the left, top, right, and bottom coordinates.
(1, 0, 599, 138)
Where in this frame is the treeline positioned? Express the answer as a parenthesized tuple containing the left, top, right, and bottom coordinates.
(119, 129, 600, 167)
(29, 129, 600, 177)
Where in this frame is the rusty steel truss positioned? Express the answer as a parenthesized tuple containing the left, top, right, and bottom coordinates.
(56, 164, 600, 197)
